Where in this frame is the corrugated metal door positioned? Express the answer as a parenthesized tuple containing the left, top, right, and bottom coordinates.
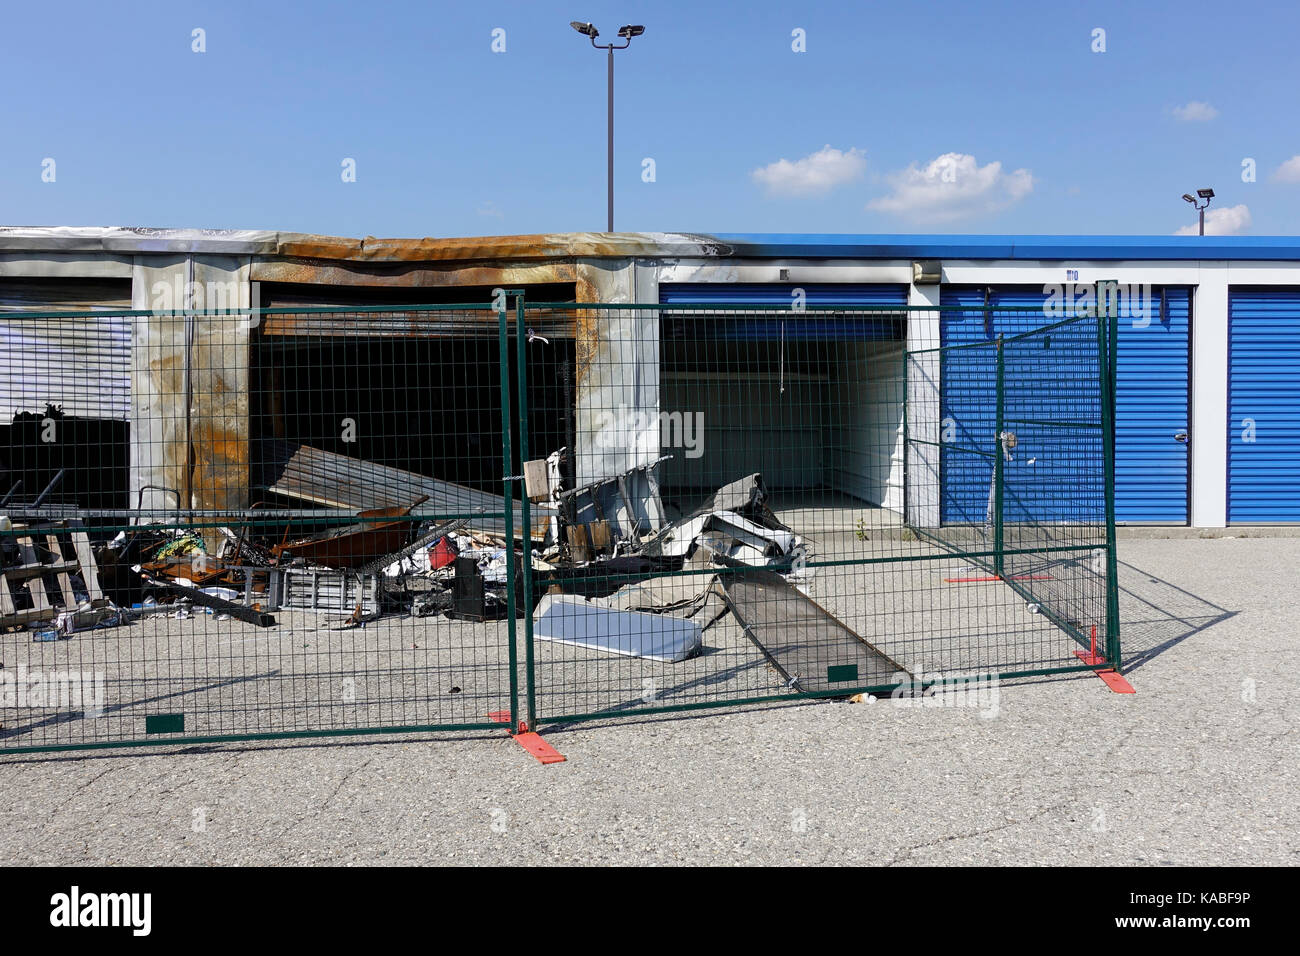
(660, 283, 908, 307)
(1115, 287, 1190, 523)
(938, 286, 1190, 524)
(0, 279, 133, 421)
(1228, 289, 1300, 522)
(659, 282, 907, 341)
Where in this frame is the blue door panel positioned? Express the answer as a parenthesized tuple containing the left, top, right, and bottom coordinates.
(1228, 290, 1300, 522)
(938, 286, 1189, 524)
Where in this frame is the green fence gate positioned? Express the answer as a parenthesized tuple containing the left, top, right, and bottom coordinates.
(1, 294, 1120, 755)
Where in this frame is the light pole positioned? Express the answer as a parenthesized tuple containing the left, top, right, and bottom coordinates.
(1182, 187, 1214, 236)
(570, 21, 645, 232)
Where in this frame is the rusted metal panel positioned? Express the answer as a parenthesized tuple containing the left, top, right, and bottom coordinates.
(270, 232, 732, 264)
(249, 259, 577, 288)
(0, 226, 734, 263)
(260, 307, 576, 339)
(128, 257, 253, 523)
(263, 442, 555, 541)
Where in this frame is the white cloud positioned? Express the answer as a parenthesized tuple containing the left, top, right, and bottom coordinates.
(1172, 101, 1219, 122)
(1272, 155, 1300, 183)
(751, 145, 866, 197)
(1174, 203, 1251, 236)
(866, 152, 1034, 224)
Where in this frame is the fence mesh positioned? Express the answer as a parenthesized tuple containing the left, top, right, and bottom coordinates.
(1, 299, 1118, 753)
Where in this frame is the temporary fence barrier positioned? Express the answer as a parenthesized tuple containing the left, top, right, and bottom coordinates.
(0, 293, 1120, 755)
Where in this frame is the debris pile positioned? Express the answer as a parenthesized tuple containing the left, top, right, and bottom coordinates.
(4, 442, 907, 696)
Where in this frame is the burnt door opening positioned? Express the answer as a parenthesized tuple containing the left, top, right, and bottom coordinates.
(658, 310, 906, 513)
(250, 331, 576, 509)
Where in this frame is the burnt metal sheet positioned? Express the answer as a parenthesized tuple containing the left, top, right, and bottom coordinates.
(262, 442, 554, 541)
(249, 260, 577, 290)
(260, 307, 576, 339)
(718, 569, 911, 694)
(0, 227, 733, 262)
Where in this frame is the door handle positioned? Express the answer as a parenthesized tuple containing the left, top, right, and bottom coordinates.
(1173, 431, 1188, 443)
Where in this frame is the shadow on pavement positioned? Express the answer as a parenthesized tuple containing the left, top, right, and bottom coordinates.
(1118, 559, 1236, 674)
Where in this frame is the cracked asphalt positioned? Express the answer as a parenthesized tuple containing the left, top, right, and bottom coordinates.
(1, 537, 1295, 866)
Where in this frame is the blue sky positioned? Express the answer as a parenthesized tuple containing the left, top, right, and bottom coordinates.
(2, 0, 1297, 238)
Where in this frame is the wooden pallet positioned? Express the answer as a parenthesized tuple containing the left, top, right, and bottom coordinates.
(0, 519, 102, 628)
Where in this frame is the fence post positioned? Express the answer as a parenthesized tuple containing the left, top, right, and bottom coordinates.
(515, 295, 537, 731)
(498, 296, 520, 731)
(994, 334, 1005, 578)
(1099, 285, 1122, 666)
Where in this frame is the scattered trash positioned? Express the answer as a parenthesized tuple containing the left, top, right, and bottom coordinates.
(1, 517, 105, 630)
(271, 498, 428, 570)
(270, 567, 380, 617)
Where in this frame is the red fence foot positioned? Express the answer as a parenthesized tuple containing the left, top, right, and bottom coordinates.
(487, 712, 566, 763)
(1074, 649, 1136, 694)
(1073, 625, 1135, 694)
(512, 727, 567, 764)
(1094, 669, 1136, 694)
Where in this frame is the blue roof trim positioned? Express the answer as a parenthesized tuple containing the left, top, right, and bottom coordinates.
(710, 234, 1300, 261)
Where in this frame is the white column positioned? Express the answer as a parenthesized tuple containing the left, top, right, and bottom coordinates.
(1190, 264, 1228, 527)
(906, 281, 941, 527)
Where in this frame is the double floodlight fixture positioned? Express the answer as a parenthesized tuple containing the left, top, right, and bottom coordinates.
(570, 20, 644, 46)
(1182, 187, 1215, 235)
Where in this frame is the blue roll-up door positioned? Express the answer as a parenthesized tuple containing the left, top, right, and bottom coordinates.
(938, 286, 1190, 524)
(1116, 288, 1190, 523)
(659, 283, 907, 341)
(1228, 289, 1300, 523)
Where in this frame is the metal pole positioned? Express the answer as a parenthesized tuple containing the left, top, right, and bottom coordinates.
(515, 296, 537, 730)
(1199, 205, 1205, 236)
(1104, 303, 1122, 665)
(607, 44, 614, 232)
(498, 301, 519, 730)
(994, 336, 1005, 579)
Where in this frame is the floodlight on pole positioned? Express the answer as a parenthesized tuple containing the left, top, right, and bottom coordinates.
(569, 19, 646, 232)
(1182, 187, 1214, 236)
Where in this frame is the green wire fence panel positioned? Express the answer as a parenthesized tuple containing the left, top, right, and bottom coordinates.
(1, 298, 1119, 754)
(518, 301, 1119, 727)
(1, 307, 520, 753)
